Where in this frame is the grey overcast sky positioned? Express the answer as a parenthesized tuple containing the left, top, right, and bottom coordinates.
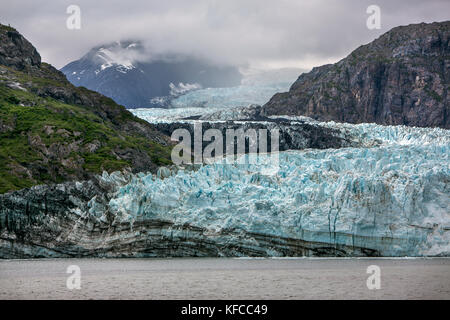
(1, 0, 449, 69)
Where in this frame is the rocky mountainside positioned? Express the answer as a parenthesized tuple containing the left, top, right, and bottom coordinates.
(61, 41, 242, 108)
(263, 21, 450, 128)
(0, 24, 172, 193)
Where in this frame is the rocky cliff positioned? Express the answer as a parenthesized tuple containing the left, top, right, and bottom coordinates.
(0, 25, 40, 71)
(0, 24, 172, 193)
(263, 21, 450, 128)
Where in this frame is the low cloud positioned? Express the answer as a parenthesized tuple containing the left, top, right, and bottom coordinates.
(1, 0, 449, 69)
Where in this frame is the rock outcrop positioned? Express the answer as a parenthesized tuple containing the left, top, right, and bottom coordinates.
(0, 23, 172, 193)
(263, 21, 450, 128)
(0, 24, 41, 71)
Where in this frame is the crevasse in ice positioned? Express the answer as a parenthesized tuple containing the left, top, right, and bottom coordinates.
(274, 116, 450, 147)
(99, 121, 450, 256)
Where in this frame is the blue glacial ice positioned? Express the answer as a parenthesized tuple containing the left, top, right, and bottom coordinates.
(170, 81, 294, 109)
(169, 68, 301, 109)
(130, 83, 294, 123)
(98, 121, 450, 256)
(131, 107, 213, 123)
(130, 68, 301, 122)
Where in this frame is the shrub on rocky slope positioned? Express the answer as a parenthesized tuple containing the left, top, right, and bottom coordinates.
(0, 24, 172, 193)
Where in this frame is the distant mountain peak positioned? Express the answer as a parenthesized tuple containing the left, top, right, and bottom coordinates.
(61, 42, 242, 108)
(0, 23, 172, 193)
(81, 40, 145, 75)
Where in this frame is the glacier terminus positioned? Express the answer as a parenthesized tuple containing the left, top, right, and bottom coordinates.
(1, 114, 448, 258)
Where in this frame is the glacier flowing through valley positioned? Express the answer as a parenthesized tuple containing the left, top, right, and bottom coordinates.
(95, 120, 450, 256)
(1, 113, 449, 257)
(129, 68, 301, 118)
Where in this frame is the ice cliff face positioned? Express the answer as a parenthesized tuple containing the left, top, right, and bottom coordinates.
(1, 120, 448, 257)
(104, 127, 449, 257)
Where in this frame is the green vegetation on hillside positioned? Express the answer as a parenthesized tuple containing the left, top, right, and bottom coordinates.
(0, 66, 172, 194)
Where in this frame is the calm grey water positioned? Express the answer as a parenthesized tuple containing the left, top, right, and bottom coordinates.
(0, 258, 449, 299)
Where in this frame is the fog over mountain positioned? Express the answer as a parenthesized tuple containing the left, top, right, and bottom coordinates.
(2, 0, 450, 70)
(61, 41, 242, 108)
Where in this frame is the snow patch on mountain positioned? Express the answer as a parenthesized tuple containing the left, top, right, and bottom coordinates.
(96, 47, 136, 73)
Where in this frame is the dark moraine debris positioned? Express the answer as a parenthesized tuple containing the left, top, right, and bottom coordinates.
(154, 119, 358, 154)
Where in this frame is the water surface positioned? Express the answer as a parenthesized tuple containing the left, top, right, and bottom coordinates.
(1, 258, 449, 299)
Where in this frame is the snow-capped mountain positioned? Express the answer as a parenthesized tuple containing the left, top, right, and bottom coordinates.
(61, 41, 242, 108)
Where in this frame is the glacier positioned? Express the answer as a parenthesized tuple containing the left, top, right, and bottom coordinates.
(170, 81, 294, 109)
(129, 68, 301, 111)
(168, 67, 302, 109)
(1, 112, 448, 257)
(96, 120, 450, 256)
